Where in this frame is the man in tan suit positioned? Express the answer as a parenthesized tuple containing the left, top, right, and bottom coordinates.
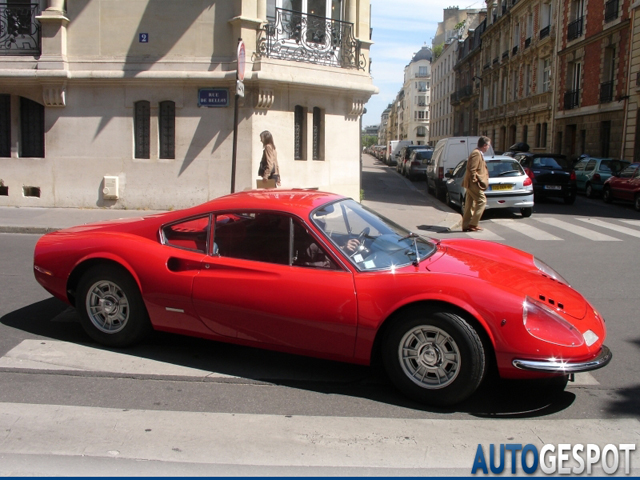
(462, 136, 491, 232)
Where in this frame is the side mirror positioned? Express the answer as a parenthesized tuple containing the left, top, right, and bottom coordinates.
(444, 171, 452, 178)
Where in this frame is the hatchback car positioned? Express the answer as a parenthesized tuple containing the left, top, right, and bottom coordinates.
(404, 148, 433, 180)
(514, 153, 577, 204)
(445, 156, 534, 217)
(602, 162, 640, 211)
(574, 157, 630, 198)
(396, 145, 425, 174)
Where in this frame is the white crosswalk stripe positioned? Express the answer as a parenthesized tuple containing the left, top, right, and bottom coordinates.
(619, 219, 640, 227)
(533, 217, 622, 241)
(577, 218, 640, 239)
(462, 228, 505, 240)
(490, 218, 563, 240)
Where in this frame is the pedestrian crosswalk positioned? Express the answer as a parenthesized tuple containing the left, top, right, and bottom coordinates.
(464, 216, 640, 242)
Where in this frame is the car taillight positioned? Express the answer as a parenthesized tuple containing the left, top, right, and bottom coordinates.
(525, 167, 534, 180)
(592, 173, 601, 181)
(570, 170, 576, 180)
(523, 177, 532, 186)
(411, 160, 420, 166)
(438, 167, 444, 179)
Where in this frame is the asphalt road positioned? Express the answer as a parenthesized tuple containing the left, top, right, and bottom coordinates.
(0, 164, 638, 475)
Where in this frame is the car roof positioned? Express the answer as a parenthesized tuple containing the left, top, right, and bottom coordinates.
(484, 155, 520, 162)
(516, 152, 567, 158)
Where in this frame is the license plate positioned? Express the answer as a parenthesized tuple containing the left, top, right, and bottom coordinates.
(491, 184, 514, 191)
(544, 185, 562, 190)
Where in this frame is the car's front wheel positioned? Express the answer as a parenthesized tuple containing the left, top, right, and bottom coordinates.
(520, 207, 532, 217)
(585, 183, 594, 198)
(382, 309, 486, 406)
(445, 191, 452, 206)
(603, 186, 612, 203)
(77, 264, 152, 347)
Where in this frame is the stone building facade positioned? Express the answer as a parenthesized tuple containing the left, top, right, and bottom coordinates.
(0, 0, 376, 209)
(401, 46, 432, 145)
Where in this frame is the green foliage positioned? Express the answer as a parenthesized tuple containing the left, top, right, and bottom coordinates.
(433, 43, 444, 60)
(361, 135, 378, 148)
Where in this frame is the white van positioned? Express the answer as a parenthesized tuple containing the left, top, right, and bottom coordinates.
(426, 136, 494, 199)
(386, 140, 412, 166)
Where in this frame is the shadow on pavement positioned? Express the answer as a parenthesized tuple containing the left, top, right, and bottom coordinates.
(2, 297, 581, 418)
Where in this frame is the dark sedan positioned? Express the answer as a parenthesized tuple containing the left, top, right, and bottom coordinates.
(514, 153, 577, 204)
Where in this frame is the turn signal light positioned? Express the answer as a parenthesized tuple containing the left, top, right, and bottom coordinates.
(570, 170, 576, 180)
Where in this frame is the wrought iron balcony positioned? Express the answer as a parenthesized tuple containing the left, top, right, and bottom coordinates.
(605, 0, 619, 22)
(540, 25, 550, 39)
(567, 17, 583, 41)
(564, 90, 579, 110)
(259, 8, 365, 70)
(0, 3, 41, 56)
(600, 81, 614, 103)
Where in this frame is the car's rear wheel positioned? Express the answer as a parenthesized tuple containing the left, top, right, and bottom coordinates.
(77, 264, 152, 347)
(520, 207, 532, 217)
(445, 191, 452, 206)
(585, 183, 594, 198)
(603, 186, 612, 203)
(382, 309, 486, 406)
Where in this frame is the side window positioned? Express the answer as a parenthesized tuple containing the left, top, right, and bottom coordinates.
(214, 212, 291, 265)
(574, 160, 586, 172)
(163, 215, 210, 253)
(585, 159, 596, 172)
(620, 166, 636, 178)
(292, 221, 338, 269)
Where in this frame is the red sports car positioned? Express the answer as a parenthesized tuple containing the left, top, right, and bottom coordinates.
(33, 190, 611, 406)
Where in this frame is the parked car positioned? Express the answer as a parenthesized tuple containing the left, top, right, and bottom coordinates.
(602, 162, 640, 211)
(574, 157, 630, 198)
(404, 148, 433, 180)
(514, 153, 577, 204)
(444, 156, 534, 217)
(396, 145, 425, 174)
(33, 190, 611, 406)
(386, 140, 412, 166)
(426, 137, 495, 200)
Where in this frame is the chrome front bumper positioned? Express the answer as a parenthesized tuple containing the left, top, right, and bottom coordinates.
(512, 345, 612, 373)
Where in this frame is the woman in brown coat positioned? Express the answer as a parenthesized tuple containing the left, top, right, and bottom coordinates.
(259, 130, 281, 187)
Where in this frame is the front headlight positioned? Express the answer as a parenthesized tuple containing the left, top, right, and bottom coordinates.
(533, 257, 569, 285)
(523, 296, 584, 347)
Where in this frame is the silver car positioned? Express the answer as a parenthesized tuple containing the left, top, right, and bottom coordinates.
(444, 155, 534, 217)
(404, 149, 433, 180)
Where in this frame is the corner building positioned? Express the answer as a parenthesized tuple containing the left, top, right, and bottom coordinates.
(0, 0, 376, 209)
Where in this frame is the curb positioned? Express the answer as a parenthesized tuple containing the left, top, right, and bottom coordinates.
(0, 226, 60, 235)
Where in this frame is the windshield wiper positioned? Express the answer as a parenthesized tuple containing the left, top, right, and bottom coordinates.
(496, 170, 520, 176)
(401, 232, 421, 267)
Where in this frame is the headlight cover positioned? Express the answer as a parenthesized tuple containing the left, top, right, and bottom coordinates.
(523, 296, 585, 347)
(533, 257, 569, 285)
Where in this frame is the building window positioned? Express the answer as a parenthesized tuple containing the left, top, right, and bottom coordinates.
(20, 97, 44, 158)
(418, 96, 426, 106)
(0, 94, 10, 158)
(541, 123, 548, 147)
(535, 123, 541, 147)
(134, 100, 150, 159)
(522, 124, 528, 144)
(601, 120, 611, 157)
(540, 58, 551, 93)
(418, 66, 428, 77)
(417, 126, 426, 137)
(312, 107, 323, 160)
(294, 105, 306, 160)
(159, 101, 175, 160)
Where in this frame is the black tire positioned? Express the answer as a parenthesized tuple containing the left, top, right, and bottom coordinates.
(635, 194, 640, 212)
(585, 183, 594, 198)
(520, 207, 532, 217)
(445, 191, 452, 207)
(382, 309, 486, 406)
(603, 186, 612, 203)
(434, 183, 442, 199)
(77, 264, 152, 347)
(460, 194, 466, 214)
(564, 194, 576, 205)
(426, 179, 434, 194)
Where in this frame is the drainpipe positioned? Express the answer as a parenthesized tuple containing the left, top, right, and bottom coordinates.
(621, 2, 638, 159)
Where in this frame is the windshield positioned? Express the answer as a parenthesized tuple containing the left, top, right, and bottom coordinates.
(487, 159, 525, 177)
(532, 156, 571, 169)
(311, 199, 436, 271)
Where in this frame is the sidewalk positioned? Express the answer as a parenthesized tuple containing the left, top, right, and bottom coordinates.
(0, 155, 460, 235)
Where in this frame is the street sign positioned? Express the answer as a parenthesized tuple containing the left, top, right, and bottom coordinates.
(198, 88, 229, 107)
(236, 80, 244, 98)
(237, 40, 246, 81)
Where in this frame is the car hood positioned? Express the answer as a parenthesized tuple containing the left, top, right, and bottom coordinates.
(427, 239, 587, 320)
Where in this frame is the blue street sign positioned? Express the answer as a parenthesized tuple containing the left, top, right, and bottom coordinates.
(139, 33, 149, 43)
(198, 88, 229, 107)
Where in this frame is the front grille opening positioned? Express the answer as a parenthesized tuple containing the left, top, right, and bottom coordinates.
(23, 186, 40, 198)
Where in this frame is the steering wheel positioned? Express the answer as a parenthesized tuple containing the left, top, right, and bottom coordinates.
(349, 227, 371, 258)
(357, 227, 370, 241)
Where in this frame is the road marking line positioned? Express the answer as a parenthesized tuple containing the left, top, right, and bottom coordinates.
(533, 217, 621, 241)
(0, 339, 236, 379)
(619, 219, 640, 227)
(0, 402, 637, 471)
(490, 219, 563, 240)
(463, 228, 505, 241)
(577, 218, 640, 239)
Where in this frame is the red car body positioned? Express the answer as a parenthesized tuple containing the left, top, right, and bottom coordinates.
(33, 190, 611, 405)
(602, 162, 640, 211)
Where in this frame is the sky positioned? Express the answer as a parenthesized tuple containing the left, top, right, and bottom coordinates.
(362, 0, 485, 128)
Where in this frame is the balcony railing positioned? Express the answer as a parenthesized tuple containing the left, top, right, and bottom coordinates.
(525, 37, 531, 48)
(0, 3, 41, 56)
(540, 25, 550, 39)
(564, 90, 580, 110)
(259, 8, 365, 70)
(605, 0, 619, 22)
(567, 17, 584, 41)
(600, 81, 614, 103)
